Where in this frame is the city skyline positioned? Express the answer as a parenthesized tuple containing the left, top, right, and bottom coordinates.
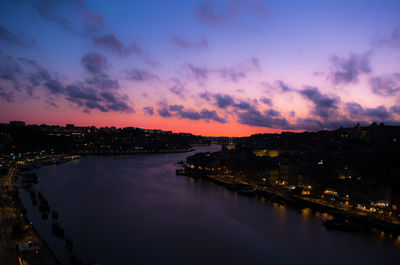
(1, 0, 400, 136)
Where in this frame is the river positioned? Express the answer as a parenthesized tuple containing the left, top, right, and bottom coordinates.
(19, 145, 400, 265)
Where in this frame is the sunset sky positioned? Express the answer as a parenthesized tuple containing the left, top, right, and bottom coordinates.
(1, 0, 400, 136)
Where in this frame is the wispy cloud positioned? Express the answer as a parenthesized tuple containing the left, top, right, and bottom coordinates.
(0, 25, 36, 47)
(170, 35, 208, 49)
(299, 86, 340, 119)
(24, 0, 106, 35)
(369, 73, 400, 97)
(124, 69, 159, 81)
(0, 51, 133, 113)
(329, 53, 372, 84)
(195, 0, 268, 25)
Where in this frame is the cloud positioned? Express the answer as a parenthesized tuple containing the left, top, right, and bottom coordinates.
(168, 78, 185, 98)
(237, 106, 289, 129)
(275, 80, 292, 92)
(0, 51, 133, 113)
(0, 25, 36, 47)
(299, 86, 340, 118)
(195, 0, 268, 25)
(92, 33, 143, 56)
(171, 35, 208, 49)
(25, 0, 106, 35)
(260, 97, 272, 105)
(266, 109, 280, 117)
(184, 63, 208, 81)
(391, 106, 400, 114)
(329, 53, 372, 84)
(63, 84, 133, 113)
(233, 101, 252, 110)
(345, 102, 390, 120)
(369, 73, 400, 96)
(365, 105, 390, 120)
(169, 104, 184, 111)
(375, 28, 400, 49)
(0, 52, 23, 89)
(143, 106, 154, 115)
(81, 52, 119, 90)
(158, 107, 172, 118)
(219, 57, 260, 83)
(167, 104, 226, 123)
(199, 91, 212, 101)
(215, 93, 234, 108)
(195, 0, 225, 24)
(93, 33, 128, 55)
(81, 52, 108, 74)
(124, 69, 159, 81)
(0, 86, 13, 102)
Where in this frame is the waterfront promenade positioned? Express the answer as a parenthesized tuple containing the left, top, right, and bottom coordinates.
(0, 167, 60, 265)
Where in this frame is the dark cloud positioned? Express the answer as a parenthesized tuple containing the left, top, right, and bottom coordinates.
(0, 52, 133, 113)
(369, 73, 400, 96)
(345, 102, 390, 120)
(171, 35, 208, 49)
(260, 97, 272, 106)
(299, 86, 340, 118)
(64, 84, 133, 113)
(391, 106, 400, 114)
(81, 52, 119, 90)
(0, 25, 36, 47)
(365, 105, 390, 120)
(167, 104, 226, 123)
(143, 106, 154, 115)
(93, 33, 128, 55)
(0, 54, 61, 96)
(158, 107, 172, 118)
(124, 69, 159, 81)
(195, 0, 268, 25)
(25, 0, 106, 35)
(44, 79, 64, 95)
(169, 104, 184, 112)
(233, 101, 251, 110)
(215, 93, 234, 108)
(92, 33, 143, 56)
(199, 91, 212, 101)
(197, 109, 227, 123)
(345, 102, 364, 116)
(237, 106, 289, 129)
(266, 109, 280, 117)
(329, 53, 371, 84)
(0, 86, 13, 102)
(0, 53, 22, 89)
(185, 64, 208, 81)
(275, 80, 292, 92)
(81, 52, 108, 74)
(168, 78, 185, 98)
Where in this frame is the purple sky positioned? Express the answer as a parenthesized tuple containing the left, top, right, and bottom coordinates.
(1, 0, 400, 135)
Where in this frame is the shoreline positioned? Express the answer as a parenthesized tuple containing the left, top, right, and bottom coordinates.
(178, 169, 400, 236)
(0, 167, 61, 265)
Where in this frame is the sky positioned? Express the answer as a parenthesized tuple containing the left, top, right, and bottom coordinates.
(0, 0, 400, 136)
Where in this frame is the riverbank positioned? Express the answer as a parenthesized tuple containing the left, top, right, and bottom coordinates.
(0, 167, 60, 265)
(178, 168, 400, 236)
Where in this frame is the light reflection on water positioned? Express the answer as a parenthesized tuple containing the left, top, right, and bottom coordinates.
(19, 145, 400, 265)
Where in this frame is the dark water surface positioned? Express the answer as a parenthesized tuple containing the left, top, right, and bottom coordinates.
(20, 145, 400, 265)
